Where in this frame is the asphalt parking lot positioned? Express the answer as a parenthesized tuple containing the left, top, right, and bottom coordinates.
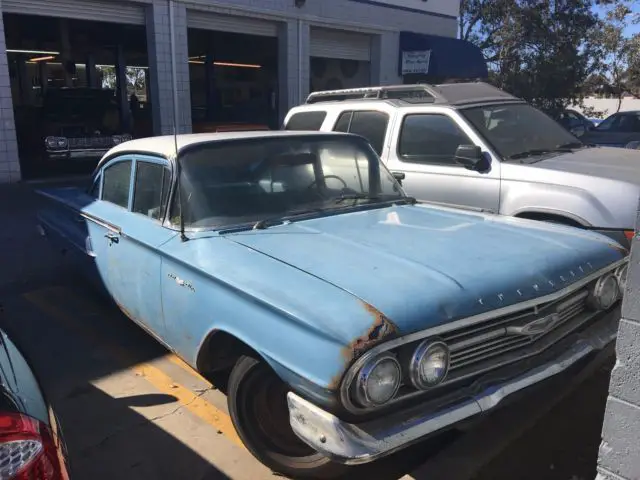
(0, 179, 615, 480)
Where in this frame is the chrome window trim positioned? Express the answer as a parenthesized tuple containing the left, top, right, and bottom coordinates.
(339, 256, 627, 414)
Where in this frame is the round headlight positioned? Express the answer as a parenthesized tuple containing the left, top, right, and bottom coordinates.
(355, 354, 401, 407)
(589, 274, 619, 310)
(615, 263, 628, 296)
(57, 138, 67, 147)
(409, 340, 450, 389)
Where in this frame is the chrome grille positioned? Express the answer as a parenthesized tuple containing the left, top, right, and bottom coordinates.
(68, 136, 113, 149)
(443, 289, 589, 373)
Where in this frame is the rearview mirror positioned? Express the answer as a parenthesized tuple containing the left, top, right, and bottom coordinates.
(454, 145, 487, 171)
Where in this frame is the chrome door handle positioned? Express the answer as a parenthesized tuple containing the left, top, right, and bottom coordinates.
(104, 232, 119, 244)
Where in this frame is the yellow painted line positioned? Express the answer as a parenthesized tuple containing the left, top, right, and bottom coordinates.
(166, 353, 214, 386)
(23, 289, 244, 449)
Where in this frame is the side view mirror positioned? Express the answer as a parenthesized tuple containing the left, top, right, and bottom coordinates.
(454, 145, 488, 171)
(392, 171, 406, 184)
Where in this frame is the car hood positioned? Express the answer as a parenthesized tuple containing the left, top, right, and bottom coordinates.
(510, 146, 640, 184)
(0, 329, 49, 425)
(226, 204, 624, 335)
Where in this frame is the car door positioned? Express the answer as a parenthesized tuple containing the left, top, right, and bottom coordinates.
(82, 154, 176, 340)
(384, 108, 501, 212)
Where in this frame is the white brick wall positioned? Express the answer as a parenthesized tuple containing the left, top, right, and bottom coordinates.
(0, 0, 21, 184)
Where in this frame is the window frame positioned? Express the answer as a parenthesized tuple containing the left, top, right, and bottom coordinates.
(331, 109, 391, 155)
(88, 173, 102, 199)
(100, 156, 135, 210)
(130, 155, 173, 224)
(396, 112, 474, 167)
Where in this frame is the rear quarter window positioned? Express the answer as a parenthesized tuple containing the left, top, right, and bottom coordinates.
(284, 111, 327, 131)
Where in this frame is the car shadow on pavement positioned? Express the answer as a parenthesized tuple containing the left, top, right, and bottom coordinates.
(0, 289, 234, 480)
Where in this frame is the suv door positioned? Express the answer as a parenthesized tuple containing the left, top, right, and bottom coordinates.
(385, 108, 500, 212)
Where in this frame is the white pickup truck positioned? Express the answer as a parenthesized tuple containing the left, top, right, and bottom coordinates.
(283, 83, 640, 248)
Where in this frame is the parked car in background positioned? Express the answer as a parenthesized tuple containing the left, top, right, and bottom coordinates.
(557, 108, 595, 137)
(40, 88, 132, 161)
(37, 131, 627, 478)
(580, 110, 640, 148)
(588, 117, 603, 127)
(0, 327, 70, 479)
(284, 83, 640, 249)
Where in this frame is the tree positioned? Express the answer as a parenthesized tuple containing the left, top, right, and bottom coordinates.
(460, 0, 601, 117)
(591, 0, 640, 110)
(98, 65, 146, 96)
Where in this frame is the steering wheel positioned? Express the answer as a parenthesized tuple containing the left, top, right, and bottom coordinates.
(306, 175, 349, 190)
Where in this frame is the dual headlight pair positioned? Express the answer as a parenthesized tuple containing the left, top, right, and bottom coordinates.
(353, 263, 628, 409)
(354, 340, 450, 408)
(590, 263, 627, 310)
(45, 136, 68, 149)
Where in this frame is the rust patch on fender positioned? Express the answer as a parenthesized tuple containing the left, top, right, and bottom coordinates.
(331, 302, 400, 390)
(348, 302, 399, 358)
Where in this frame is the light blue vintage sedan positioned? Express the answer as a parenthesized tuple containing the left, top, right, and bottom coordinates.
(38, 131, 628, 478)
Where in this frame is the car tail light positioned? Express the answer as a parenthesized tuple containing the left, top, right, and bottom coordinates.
(0, 412, 68, 480)
(624, 230, 634, 241)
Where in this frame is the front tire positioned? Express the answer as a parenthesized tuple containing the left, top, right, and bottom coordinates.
(227, 356, 346, 479)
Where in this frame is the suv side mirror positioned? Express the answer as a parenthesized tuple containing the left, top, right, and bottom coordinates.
(392, 171, 406, 183)
(454, 145, 487, 171)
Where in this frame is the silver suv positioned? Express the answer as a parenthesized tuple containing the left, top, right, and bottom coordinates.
(283, 83, 640, 248)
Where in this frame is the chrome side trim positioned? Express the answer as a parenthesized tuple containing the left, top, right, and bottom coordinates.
(339, 257, 626, 413)
(289, 308, 618, 465)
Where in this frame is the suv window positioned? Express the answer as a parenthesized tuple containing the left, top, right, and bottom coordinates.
(285, 111, 327, 130)
(399, 114, 472, 166)
(102, 160, 132, 208)
(332, 111, 389, 155)
(132, 161, 172, 221)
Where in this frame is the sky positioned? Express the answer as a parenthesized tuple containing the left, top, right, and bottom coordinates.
(592, 2, 640, 37)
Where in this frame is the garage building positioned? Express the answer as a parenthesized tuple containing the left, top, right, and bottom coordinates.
(0, 0, 486, 182)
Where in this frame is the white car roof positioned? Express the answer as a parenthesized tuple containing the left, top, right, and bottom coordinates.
(103, 131, 350, 160)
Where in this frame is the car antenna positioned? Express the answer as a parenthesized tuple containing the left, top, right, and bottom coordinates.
(169, 0, 188, 242)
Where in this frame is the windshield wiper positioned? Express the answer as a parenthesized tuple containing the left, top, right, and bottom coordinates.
(508, 149, 554, 160)
(334, 193, 379, 204)
(252, 208, 325, 230)
(508, 146, 575, 160)
(555, 141, 583, 150)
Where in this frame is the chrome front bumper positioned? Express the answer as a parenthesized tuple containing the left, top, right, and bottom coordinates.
(287, 308, 619, 465)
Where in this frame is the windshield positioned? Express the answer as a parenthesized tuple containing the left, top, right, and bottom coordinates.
(461, 103, 581, 159)
(173, 136, 405, 229)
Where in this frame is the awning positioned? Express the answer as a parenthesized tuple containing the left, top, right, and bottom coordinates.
(398, 32, 488, 79)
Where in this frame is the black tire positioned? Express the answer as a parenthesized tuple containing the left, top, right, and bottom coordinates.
(227, 355, 346, 479)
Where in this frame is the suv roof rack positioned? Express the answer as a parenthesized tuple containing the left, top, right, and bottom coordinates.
(305, 84, 438, 104)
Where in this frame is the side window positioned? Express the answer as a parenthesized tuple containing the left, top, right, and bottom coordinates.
(285, 111, 327, 131)
(333, 112, 352, 133)
(398, 114, 473, 166)
(332, 111, 389, 155)
(102, 160, 132, 208)
(132, 161, 172, 221)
